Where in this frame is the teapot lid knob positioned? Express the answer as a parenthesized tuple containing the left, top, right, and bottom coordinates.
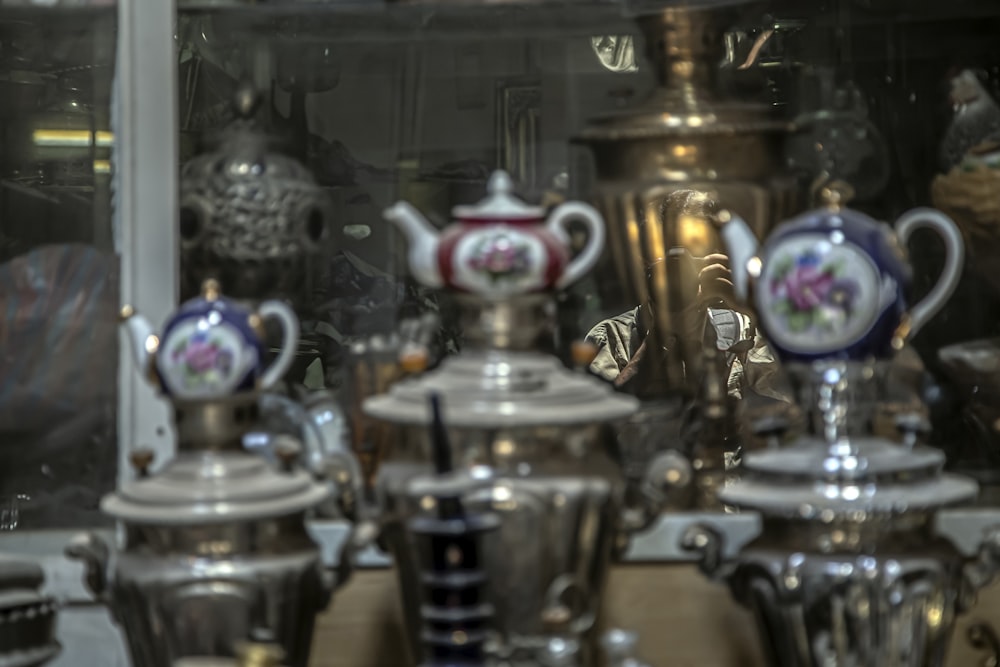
(487, 170, 514, 196)
(232, 82, 261, 120)
(813, 177, 856, 211)
(201, 278, 222, 301)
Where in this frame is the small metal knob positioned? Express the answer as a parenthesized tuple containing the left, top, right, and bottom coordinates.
(601, 628, 639, 658)
(570, 340, 599, 369)
(235, 633, 285, 667)
(814, 178, 856, 211)
(130, 448, 155, 478)
(538, 637, 581, 667)
(232, 83, 262, 120)
(272, 436, 302, 472)
(398, 346, 429, 374)
(540, 604, 573, 633)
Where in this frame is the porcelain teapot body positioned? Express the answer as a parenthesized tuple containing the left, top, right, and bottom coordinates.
(122, 280, 299, 400)
(384, 170, 605, 298)
(722, 186, 964, 362)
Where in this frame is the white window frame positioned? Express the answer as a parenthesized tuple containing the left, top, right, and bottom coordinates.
(0, 1, 177, 664)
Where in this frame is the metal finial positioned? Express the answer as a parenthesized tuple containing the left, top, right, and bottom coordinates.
(811, 174, 856, 211)
(232, 83, 261, 120)
(201, 278, 222, 301)
(487, 170, 513, 196)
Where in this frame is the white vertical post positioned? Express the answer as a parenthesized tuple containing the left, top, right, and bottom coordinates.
(113, 0, 178, 483)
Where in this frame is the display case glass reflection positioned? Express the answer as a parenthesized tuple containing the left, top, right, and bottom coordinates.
(0, 7, 118, 530)
(171, 1, 1000, 511)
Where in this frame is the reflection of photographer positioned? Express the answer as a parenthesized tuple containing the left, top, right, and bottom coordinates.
(587, 252, 786, 408)
(583, 188, 927, 447)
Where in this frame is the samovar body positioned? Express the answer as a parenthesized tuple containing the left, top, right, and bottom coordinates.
(109, 514, 327, 667)
(377, 417, 625, 662)
(727, 522, 965, 666)
(368, 172, 641, 665)
(574, 4, 797, 363)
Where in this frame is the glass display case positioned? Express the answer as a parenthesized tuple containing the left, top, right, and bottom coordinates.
(6, 0, 1000, 666)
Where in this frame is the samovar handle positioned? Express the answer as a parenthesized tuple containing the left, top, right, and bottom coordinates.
(619, 449, 695, 534)
(65, 532, 111, 602)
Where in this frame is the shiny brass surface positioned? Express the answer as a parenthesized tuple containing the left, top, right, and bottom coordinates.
(574, 5, 797, 399)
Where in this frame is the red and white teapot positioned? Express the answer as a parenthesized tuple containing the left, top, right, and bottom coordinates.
(384, 170, 605, 299)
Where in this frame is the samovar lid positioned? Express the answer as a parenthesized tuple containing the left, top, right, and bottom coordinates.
(720, 438, 977, 519)
(452, 170, 545, 222)
(575, 2, 786, 143)
(576, 91, 784, 143)
(101, 451, 329, 525)
(363, 351, 637, 427)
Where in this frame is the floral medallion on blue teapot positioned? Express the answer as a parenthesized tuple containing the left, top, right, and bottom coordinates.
(122, 279, 299, 401)
(722, 183, 965, 362)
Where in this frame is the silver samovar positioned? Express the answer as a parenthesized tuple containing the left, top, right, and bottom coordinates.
(572, 1, 798, 508)
(366, 171, 649, 666)
(67, 280, 340, 667)
(677, 183, 1000, 665)
(0, 555, 60, 666)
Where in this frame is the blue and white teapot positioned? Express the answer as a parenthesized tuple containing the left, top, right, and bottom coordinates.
(121, 279, 299, 400)
(721, 182, 964, 362)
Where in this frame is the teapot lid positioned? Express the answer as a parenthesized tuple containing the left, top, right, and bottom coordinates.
(363, 351, 637, 427)
(101, 451, 329, 525)
(452, 171, 545, 221)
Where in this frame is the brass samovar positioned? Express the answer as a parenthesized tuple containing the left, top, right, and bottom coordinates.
(573, 1, 797, 509)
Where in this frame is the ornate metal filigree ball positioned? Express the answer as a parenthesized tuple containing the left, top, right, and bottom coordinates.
(178, 84, 334, 308)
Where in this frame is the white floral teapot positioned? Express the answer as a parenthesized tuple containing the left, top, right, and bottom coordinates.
(384, 170, 605, 299)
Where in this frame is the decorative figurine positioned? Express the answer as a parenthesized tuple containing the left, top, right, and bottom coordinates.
(366, 170, 655, 666)
(677, 181, 1000, 667)
(67, 280, 349, 667)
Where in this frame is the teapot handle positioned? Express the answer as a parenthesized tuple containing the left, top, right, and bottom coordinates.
(894, 208, 964, 338)
(547, 201, 606, 290)
(257, 300, 300, 390)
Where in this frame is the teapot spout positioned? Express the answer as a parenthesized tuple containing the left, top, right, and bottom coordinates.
(718, 212, 760, 303)
(119, 305, 158, 379)
(383, 202, 444, 288)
